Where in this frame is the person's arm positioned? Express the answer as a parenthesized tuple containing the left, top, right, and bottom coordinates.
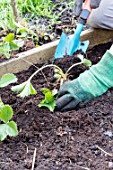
(56, 44, 113, 111)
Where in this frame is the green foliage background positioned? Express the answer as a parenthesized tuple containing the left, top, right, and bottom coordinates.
(0, 0, 73, 31)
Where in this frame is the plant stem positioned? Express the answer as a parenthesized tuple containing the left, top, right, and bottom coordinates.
(28, 64, 66, 82)
(10, 0, 20, 22)
(65, 62, 83, 77)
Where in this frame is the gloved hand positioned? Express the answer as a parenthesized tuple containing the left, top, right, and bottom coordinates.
(73, 0, 101, 17)
(56, 48, 113, 111)
(56, 79, 94, 111)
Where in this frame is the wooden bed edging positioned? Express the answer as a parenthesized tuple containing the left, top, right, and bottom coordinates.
(0, 28, 113, 76)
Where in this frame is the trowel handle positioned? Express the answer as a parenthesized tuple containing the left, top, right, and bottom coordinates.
(78, 0, 92, 25)
(83, 0, 92, 12)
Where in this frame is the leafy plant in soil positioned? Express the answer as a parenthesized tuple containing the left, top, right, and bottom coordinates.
(0, 73, 18, 141)
(0, 99, 18, 141)
(16, 23, 53, 46)
(0, 33, 24, 59)
(53, 54, 92, 85)
(11, 54, 91, 112)
(38, 88, 58, 112)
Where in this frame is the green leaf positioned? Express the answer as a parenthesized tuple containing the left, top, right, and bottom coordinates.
(54, 73, 61, 79)
(12, 81, 37, 98)
(4, 33, 14, 43)
(0, 43, 10, 53)
(42, 88, 51, 95)
(17, 27, 28, 37)
(20, 31, 28, 38)
(45, 91, 54, 103)
(0, 42, 10, 58)
(14, 39, 24, 47)
(9, 41, 19, 50)
(38, 100, 56, 112)
(0, 74, 18, 88)
(0, 121, 18, 141)
(38, 88, 56, 112)
(0, 51, 10, 59)
(44, 36, 49, 40)
(0, 99, 4, 109)
(41, 88, 54, 103)
(83, 59, 92, 67)
(54, 68, 59, 73)
(0, 105, 13, 123)
(11, 81, 27, 92)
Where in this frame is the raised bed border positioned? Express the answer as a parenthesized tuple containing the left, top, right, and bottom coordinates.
(0, 28, 113, 76)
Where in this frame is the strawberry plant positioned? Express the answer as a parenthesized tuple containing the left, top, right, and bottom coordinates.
(0, 73, 18, 141)
(11, 64, 65, 97)
(11, 54, 91, 112)
(38, 88, 58, 112)
(53, 54, 92, 85)
(0, 55, 91, 140)
(0, 99, 18, 141)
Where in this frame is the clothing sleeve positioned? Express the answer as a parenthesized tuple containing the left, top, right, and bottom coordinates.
(87, 0, 113, 29)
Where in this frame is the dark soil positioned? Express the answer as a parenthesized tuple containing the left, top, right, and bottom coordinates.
(0, 42, 113, 170)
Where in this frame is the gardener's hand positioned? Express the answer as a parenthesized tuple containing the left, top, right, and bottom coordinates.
(56, 79, 93, 112)
(73, 0, 101, 17)
(56, 48, 113, 112)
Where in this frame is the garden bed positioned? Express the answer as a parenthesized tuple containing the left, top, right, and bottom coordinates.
(0, 40, 113, 169)
(0, 0, 75, 64)
(1, 28, 113, 77)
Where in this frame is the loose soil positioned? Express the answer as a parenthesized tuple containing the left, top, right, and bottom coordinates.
(0, 42, 113, 170)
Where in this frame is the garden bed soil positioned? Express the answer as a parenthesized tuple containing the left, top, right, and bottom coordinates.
(0, 42, 113, 170)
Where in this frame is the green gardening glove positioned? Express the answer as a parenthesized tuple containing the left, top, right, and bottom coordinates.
(56, 50, 113, 111)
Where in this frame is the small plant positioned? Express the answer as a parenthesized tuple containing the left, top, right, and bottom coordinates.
(0, 33, 24, 59)
(38, 88, 58, 112)
(11, 54, 92, 112)
(0, 73, 18, 141)
(16, 26, 29, 38)
(53, 54, 92, 85)
(0, 99, 18, 141)
(11, 64, 66, 97)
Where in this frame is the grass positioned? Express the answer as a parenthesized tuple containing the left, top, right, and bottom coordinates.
(0, 1, 16, 31)
(0, 0, 74, 31)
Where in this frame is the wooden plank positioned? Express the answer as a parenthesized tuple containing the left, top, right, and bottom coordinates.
(0, 28, 113, 76)
(80, 28, 113, 49)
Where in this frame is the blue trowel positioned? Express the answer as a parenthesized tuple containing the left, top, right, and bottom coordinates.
(54, 0, 92, 60)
